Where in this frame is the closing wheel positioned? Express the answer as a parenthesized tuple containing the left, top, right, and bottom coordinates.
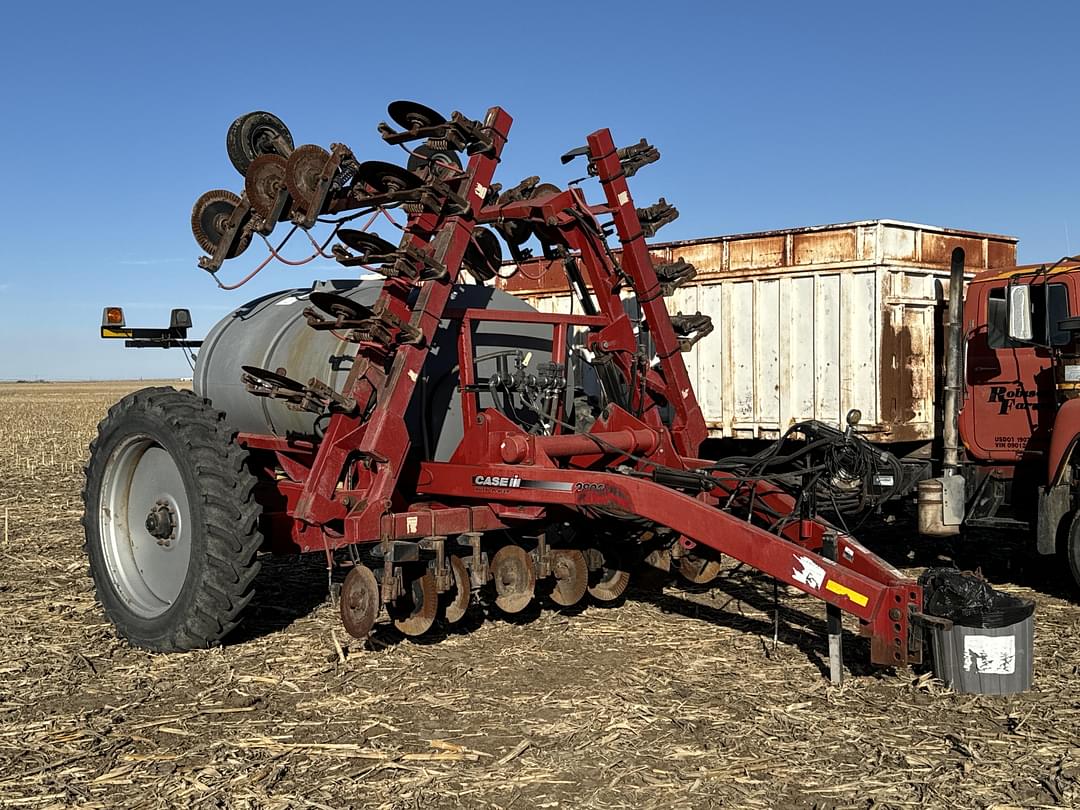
(227, 111, 294, 175)
(677, 551, 723, 585)
(285, 144, 332, 213)
(585, 547, 631, 602)
(340, 564, 380, 639)
(82, 387, 263, 650)
(390, 567, 438, 636)
(443, 555, 471, 624)
(549, 548, 588, 607)
(191, 189, 251, 258)
(244, 154, 291, 221)
(491, 545, 536, 614)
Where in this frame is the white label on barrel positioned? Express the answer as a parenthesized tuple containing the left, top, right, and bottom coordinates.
(963, 634, 1016, 675)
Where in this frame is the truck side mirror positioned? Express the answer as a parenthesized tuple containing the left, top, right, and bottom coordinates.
(1007, 283, 1033, 342)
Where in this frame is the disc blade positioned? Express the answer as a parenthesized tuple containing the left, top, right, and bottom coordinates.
(308, 291, 374, 322)
(340, 564, 380, 639)
(549, 548, 588, 607)
(353, 160, 423, 195)
(491, 545, 536, 614)
(463, 227, 503, 282)
(387, 100, 447, 131)
(337, 229, 397, 257)
(586, 547, 631, 603)
(391, 569, 438, 637)
(677, 553, 723, 585)
(444, 555, 471, 624)
(285, 144, 331, 212)
(240, 365, 305, 391)
(191, 189, 250, 258)
(244, 154, 290, 221)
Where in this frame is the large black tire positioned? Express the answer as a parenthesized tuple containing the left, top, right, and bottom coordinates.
(82, 387, 262, 650)
(1064, 510, 1080, 594)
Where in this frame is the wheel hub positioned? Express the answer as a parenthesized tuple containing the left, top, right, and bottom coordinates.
(145, 500, 176, 542)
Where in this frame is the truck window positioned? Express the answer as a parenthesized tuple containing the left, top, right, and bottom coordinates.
(987, 283, 1070, 348)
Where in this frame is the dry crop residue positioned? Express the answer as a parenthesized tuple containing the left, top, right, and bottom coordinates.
(1, 381, 1078, 809)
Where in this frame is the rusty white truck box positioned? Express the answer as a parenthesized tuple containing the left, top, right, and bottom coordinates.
(497, 220, 1017, 444)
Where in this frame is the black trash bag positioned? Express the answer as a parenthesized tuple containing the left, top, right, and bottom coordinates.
(918, 567, 1035, 629)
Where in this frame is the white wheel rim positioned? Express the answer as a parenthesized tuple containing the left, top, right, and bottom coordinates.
(99, 435, 194, 618)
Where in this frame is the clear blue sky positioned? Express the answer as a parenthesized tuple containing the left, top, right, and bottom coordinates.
(1, 1, 1078, 379)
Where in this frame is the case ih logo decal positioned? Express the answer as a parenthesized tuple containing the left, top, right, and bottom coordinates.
(472, 475, 572, 492)
(474, 474, 522, 488)
(987, 385, 1046, 415)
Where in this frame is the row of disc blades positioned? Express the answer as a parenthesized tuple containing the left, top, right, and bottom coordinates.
(339, 543, 635, 641)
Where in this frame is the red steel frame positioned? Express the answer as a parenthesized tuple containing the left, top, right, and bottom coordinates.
(238, 109, 923, 667)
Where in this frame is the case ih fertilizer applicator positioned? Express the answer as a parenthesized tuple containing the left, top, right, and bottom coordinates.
(85, 101, 970, 679)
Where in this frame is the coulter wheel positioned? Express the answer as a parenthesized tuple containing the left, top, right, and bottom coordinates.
(82, 387, 263, 650)
(390, 567, 438, 637)
(191, 189, 251, 258)
(585, 547, 631, 603)
(549, 548, 589, 607)
(340, 563, 380, 639)
(285, 144, 332, 214)
(490, 545, 536, 614)
(677, 551, 724, 585)
(443, 555, 471, 624)
(244, 154, 291, 221)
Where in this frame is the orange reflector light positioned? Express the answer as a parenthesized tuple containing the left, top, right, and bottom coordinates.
(105, 307, 124, 325)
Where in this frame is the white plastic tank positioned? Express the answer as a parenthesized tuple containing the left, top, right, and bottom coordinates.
(194, 279, 553, 461)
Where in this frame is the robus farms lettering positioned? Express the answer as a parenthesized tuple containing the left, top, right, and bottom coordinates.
(987, 385, 1046, 415)
(473, 474, 522, 488)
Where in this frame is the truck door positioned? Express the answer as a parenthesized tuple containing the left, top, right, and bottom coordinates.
(961, 280, 1070, 459)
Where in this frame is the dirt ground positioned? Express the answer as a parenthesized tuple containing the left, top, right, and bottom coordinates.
(1, 380, 1078, 809)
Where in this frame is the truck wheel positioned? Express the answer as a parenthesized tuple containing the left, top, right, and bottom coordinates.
(1065, 511, 1080, 594)
(82, 387, 263, 650)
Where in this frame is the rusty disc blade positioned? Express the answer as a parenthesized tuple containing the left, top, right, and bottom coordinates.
(586, 547, 631, 603)
(549, 548, 588, 607)
(491, 545, 536, 614)
(191, 189, 251, 258)
(443, 555, 471, 624)
(390, 568, 438, 637)
(244, 154, 290, 221)
(285, 144, 331, 213)
(339, 564, 380, 639)
(677, 553, 723, 585)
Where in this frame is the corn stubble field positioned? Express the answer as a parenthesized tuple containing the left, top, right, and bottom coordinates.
(2, 380, 1080, 809)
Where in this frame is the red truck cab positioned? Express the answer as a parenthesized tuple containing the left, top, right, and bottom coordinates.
(956, 260, 1080, 584)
